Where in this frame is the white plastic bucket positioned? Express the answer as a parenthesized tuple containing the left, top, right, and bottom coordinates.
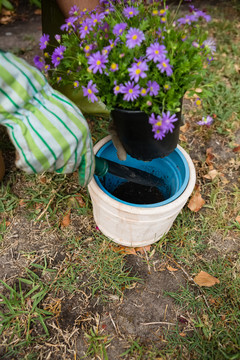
(88, 136, 196, 247)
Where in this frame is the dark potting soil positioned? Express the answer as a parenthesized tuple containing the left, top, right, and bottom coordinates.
(112, 182, 165, 204)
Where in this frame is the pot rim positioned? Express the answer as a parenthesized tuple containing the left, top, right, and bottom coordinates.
(88, 136, 196, 215)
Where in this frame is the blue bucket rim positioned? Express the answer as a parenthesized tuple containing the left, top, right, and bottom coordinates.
(94, 141, 190, 208)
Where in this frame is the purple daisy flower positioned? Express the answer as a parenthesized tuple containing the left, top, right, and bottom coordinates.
(56, 76, 62, 84)
(113, 82, 124, 95)
(194, 97, 202, 107)
(79, 19, 93, 39)
(122, 81, 140, 101)
(157, 58, 173, 76)
(88, 51, 108, 74)
(194, 10, 211, 22)
(39, 34, 50, 50)
(91, 12, 105, 26)
(51, 45, 66, 67)
(123, 6, 139, 19)
(161, 111, 178, 133)
(34, 56, 45, 70)
(203, 38, 216, 54)
(177, 14, 197, 25)
(126, 28, 145, 49)
(152, 121, 166, 140)
(128, 60, 148, 82)
(146, 42, 167, 63)
(69, 5, 79, 16)
(197, 116, 213, 126)
(110, 63, 119, 72)
(159, 9, 166, 16)
(140, 88, 148, 96)
(113, 22, 127, 36)
(82, 80, 99, 103)
(147, 81, 160, 96)
(163, 84, 171, 91)
(149, 113, 157, 124)
(60, 16, 78, 31)
(74, 81, 79, 88)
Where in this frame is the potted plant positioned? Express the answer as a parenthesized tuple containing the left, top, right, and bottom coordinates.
(35, 0, 215, 160)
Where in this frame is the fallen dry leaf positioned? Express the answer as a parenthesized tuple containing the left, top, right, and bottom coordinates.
(112, 245, 137, 255)
(135, 245, 151, 254)
(34, 9, 42, 15)
(233, 145, 240, 153)
(75, 194, 86, 207)
(5, 221, 11, 227)
(179, 332, 187, 337)
(188, 188, 205, 212)
(234, 64, 240, 73)
(166, 265, 178, 272)
(203, 169, 219, 180)
(206, 148, 215, 168)
(61, 211, 71, 227)
(236, 215, 240, 224)
(195, 88, 203, 93)
(180, 123, 190, 133)
(179, 134, 187, 142)
(19, 199, 26, 207)
(194, 271, 220, 287)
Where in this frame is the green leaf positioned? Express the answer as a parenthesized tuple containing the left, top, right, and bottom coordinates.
(2, 0, 14, 10)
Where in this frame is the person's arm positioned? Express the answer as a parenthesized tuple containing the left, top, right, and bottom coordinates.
(0, 51, 95, 186)
(56, 0, 100, 17)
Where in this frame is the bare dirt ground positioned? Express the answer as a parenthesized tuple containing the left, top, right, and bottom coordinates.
(0, 1, 239, 360)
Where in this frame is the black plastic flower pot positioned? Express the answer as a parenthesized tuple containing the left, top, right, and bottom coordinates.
(111, 107, 182, 161)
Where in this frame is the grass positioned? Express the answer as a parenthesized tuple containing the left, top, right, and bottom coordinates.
(0, 2, 240, 359)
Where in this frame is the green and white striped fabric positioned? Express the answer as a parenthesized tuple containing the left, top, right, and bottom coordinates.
(0, 50, 95, 186)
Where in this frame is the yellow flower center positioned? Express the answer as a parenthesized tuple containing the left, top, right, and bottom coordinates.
(156, 121, 162, 126)
(111, 63, 117, 69)
(129, 89, 133, 93)
(96, 60, 101, 65)
(115, 86, 120, 91)
(44, 41, 48, 45)
(103, 49, 108, 55)
(164, 85, 169, 89)
(162, 62, 167, 68)
(129, 11, 133, 15)
(84, 26, 88, 31)
(45, 65, 49, 70)
(155, 50, 159, 54)
(196, 99, 201, 106)
(110, 43, 114, 48)
(119, 28, 123, 33)
(132, 35, 138, 40)
(74, 82, 78, 87)
(137, 61, 142, 66)
(135, 69, 141, 74)
(162, 17, 166, 22)
(83, 8, 87, 11)
(57, 57, 60, 61)
(150, 87, 153, 91)
(87, 67, 92, 73)
(44, 52, 49, 57)
(93, 19, 98, 23)
(160, 9, 165, 14)
(85, 45, 90, 51)
(88, 89, 92, 94)
(141, 89, 146, 94)
(67, 22, 71, 26)
(86, 53, 90, 57)
(152, 10, 158, 15)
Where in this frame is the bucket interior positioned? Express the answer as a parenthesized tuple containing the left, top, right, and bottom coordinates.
(95, 140, 190, 207)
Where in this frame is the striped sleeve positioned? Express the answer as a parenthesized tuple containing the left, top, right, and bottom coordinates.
(0, 51, 95, 186)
